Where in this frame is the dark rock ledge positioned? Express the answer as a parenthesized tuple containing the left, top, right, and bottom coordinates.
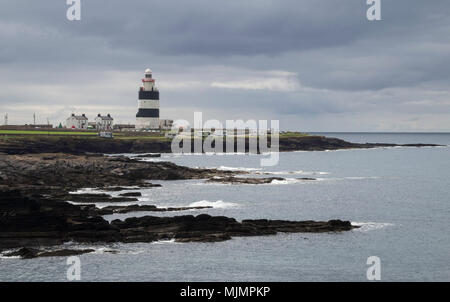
(0, 189, 358, 256)
(0, 153, 357, 258)
(3, 247, 95, 259)
(0, 135, 443, 155)
(0, 153, 235, 189)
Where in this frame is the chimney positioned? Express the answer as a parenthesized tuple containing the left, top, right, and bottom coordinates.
(98, 113, 101, 117)
(107, 114, 111, 117)
(71, 113, 75, 116)
(82, 114, 85, 117)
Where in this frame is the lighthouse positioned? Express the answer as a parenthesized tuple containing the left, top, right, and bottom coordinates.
(136, 68, 160, 130)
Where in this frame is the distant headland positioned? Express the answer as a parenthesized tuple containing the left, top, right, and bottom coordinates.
(0, 131, 442, 155)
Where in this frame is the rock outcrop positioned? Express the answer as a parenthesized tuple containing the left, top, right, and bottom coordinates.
(0, 135, 441, 155)
(0, 153, 233, 190)
(0, 151, 360, 256)
(0, 189, 357, 252)
(3, 247, 95, 259)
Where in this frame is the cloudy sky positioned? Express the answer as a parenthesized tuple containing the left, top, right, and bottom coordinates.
(0, 0, 449, 131)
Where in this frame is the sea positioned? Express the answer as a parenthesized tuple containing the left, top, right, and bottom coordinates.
(1, 133, 449, 282)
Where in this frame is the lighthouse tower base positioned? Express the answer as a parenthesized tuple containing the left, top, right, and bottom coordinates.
(136, 117, 159, 130)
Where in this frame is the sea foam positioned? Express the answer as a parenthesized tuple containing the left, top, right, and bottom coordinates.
(188, 200, 239, 209)
(351, 222, 395, 232)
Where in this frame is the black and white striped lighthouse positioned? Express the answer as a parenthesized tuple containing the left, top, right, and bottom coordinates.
(136, 68, 160, 129)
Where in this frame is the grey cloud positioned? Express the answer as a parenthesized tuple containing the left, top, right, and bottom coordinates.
(0, 0, 449, 130)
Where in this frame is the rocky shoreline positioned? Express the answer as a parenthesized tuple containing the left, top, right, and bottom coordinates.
(0, 187, 357, 256)
(1, 130, 443, 258)
(5, 131, 437, 257)
(0, 135, 442, 155)
(0, 153, 358, 257)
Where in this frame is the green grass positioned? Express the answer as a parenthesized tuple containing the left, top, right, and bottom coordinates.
(279, 132, 309, 138)
(115, 135, 170, 141)
(0, 130, 171, 141)
(0, 130, 97, 136)
(0, 129, 308, 141)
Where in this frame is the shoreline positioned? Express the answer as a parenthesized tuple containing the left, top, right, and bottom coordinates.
(0, 134, 442, 258)
(0, 153, 358, 256)
(0, 134, 443, 155)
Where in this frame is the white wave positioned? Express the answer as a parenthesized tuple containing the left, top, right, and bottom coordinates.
(0, 249, 21, 259)
(198, 177, 317, 186)
(69, 186, 144, 195)
(0, 255, 21, 259)
(138, 158, 163, 162)
(352, 222, 395, 232)
(65, 200, 144, 209)
(152, 239, 177, 245)
(269, 178, 300, 185)
(188, 200, 239, 209)
(89, 247, 143, 255)
(59, 242, 144, 255)
(68, 188, 104, 194)
(216, 166, 262, 172)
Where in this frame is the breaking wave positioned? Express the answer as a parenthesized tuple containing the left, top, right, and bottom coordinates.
(188, 200, 239, 209)
(152, 239, 177, 245)
(216, 166, 262, 172)
(269, 178, 303, 185)
(352, 222, 395, 232)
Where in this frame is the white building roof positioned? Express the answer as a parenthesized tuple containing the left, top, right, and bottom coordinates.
(68, 114, 88, 120)
(97, 114, 113, 120)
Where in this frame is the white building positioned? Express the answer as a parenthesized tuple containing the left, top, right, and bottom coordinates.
(95, 114, 113, 130)
(159, 119, 173, 130)
(136, 68, 160, 130)
(66, 113, 88, 129)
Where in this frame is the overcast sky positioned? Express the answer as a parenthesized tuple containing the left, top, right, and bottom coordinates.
(0, 0, 449, 131)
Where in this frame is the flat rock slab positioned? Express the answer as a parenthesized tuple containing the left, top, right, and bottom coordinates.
(67, 193, 138, 203)
(96, 204, 213, 215)
(0, 189, 358, 251)
(133, 153, 162, 158)
(118, 192, 142, 197)
(4, 247, 95, 259)
(112, 214, 358, 243)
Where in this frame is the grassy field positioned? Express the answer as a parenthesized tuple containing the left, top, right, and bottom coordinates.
(0, 130, 97, 136)
(115, 135, 171, 141)
(0, 130, 170, 142)
(278, 132, 309, 138)
(0, 129, 308, 141)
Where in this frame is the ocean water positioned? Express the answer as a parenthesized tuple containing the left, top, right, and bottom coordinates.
(1, 133, 449, 282)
